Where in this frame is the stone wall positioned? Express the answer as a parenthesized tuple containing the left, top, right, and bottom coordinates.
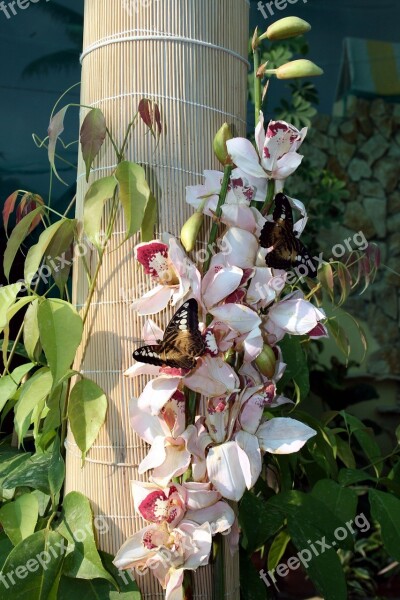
(295, 97, 400, 375)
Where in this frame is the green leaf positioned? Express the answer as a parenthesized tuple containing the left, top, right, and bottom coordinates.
(57, 574, 141, 599)
(24, 219, 70, 285)
(42, 382, 67, 434)
(80, 108, 107, 182)
(83, 176, 117, 249)
(115, 161, 151, 240)
(45, 219, 76, 294)
(0, 283, 23, 333)
(3, 207, 44, 281)
(13, 368, 51, 443)
(38, 299, 83, 388)
(267, 529, 290, 571)
(56, 491, 116, 586)
(68, 378, 107, 461)
(1, 529, 66, 598)
(239, 491, 285, 553)
(0, 448, 31, 488)
(0, 531, 13, 570)
(338, 468, 377, 486)
(0, 492, 39, 545)
(311, 479, 358, 524)
(335, 434, 356, 469)
(0, 362, 35, 413)
(24, 300, 41, 362)
(287, 516, 347, 600)
(48, 436, 65, 501)
(326, 319, 350, 362)
(14, 368, 53, 444)
(48, 105, 69, 184)
(2, 452, 53, 495)
(278, 335, 310, 400)
(141, 193, 157, 242)
(340, 411, 382, 476)
(369, 489, 400, 561)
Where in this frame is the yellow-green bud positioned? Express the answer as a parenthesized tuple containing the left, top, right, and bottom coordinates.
(261, 17, 311, 42)
(255, 345, 277, 379)
(274, 59, 323, 79)
(180, 212, 204, 252)
(213, 123, 233, 166)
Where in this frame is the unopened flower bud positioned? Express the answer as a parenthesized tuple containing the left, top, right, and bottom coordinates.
(261, 17, 311, 42)
(213, 123, 233, 166)
(180, 212, 204, 252)
(255, 345, 276, 378)
(274, 59, 323, 79)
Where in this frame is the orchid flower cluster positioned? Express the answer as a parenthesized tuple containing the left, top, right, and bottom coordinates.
(113, 112, 328, 598)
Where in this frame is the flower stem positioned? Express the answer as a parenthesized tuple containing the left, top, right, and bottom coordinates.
(261, 179, 276, 215)
(202, 164, 233, 276)
(254, 47, 262, 127)
(213, 535, 225, 600)
(183, 571, 193, 600)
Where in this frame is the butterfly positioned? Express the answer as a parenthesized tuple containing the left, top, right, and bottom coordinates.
(132, 298, 205, 370)
(259, 193, 318, 278)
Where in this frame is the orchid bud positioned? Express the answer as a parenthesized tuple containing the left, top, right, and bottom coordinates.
(260, 17, 311, 42)
(213, 123, 233, 166)
(255, 345, 276, 379)
(274, 59, 323, 79)
(180, 212, 204, 252)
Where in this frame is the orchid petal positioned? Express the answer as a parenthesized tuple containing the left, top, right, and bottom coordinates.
(222, 227, 259, 268)
(130, 398, 168, 443)
(186, 500, 235, 535)
(257, 417, 316, 454)
(206, 442, 247, 502)
(227, 138, 267, 179)
(210, 303, 261, 335)
(139, 436, 166, 474)
(137, 376, 181, 415)
(235, 431, 262, 489)
(131, 285, 173, 316)
(202, 265, 243, 309)
(113, 525, 157, 570)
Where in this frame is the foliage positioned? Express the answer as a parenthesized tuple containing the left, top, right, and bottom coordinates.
(0, 97, 162, 598)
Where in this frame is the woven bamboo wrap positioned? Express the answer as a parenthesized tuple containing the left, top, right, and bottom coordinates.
(66, 1, 249, 597)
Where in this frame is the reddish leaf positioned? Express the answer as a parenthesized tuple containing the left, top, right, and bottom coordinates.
(16, 194, 44, 233)
(3, 191, 19, 233)
(317, 262, 334, 302)
(154, 103, 162, 135)
(48, 105, 69, 184)
(138, 99, 153, 129)
(80, 108, 107, 182)
(336, 263, 352, 306)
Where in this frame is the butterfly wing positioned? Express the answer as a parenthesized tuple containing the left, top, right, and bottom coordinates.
(159, 299, 205, 369)
(132, 299, 205, 370)
(260, 193, 318, 278)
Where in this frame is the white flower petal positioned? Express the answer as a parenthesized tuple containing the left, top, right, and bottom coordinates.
(257, 417, 316, 454)
(206, 442, 247, 502)
(227, 138, 267, 179)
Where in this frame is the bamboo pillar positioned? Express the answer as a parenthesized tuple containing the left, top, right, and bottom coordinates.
(66, 1, 249, 597)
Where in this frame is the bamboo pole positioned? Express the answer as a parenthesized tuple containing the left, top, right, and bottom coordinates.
(66, 1, 249, 597)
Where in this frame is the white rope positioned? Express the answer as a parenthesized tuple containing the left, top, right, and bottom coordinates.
(65, 442, 142, 467)
(89, 90, 248, 126)
(80, 28, 250, 68)
(77, 162, 203, 181)
(65, 440, 142, 450)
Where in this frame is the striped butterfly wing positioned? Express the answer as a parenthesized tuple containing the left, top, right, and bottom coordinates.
(132, 299, 205, 370)
(259, 193, 318, 277)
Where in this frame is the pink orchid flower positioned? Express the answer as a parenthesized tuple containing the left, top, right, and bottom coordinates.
(227, 112, 307, 181)
(206, 384, 316, 501)
(186, 168, 267, 214)
(113, 520, 213, 600)
(265, 292, 326, 342)
(130, 392, 201, 486)
(131, 235, 200, 315)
